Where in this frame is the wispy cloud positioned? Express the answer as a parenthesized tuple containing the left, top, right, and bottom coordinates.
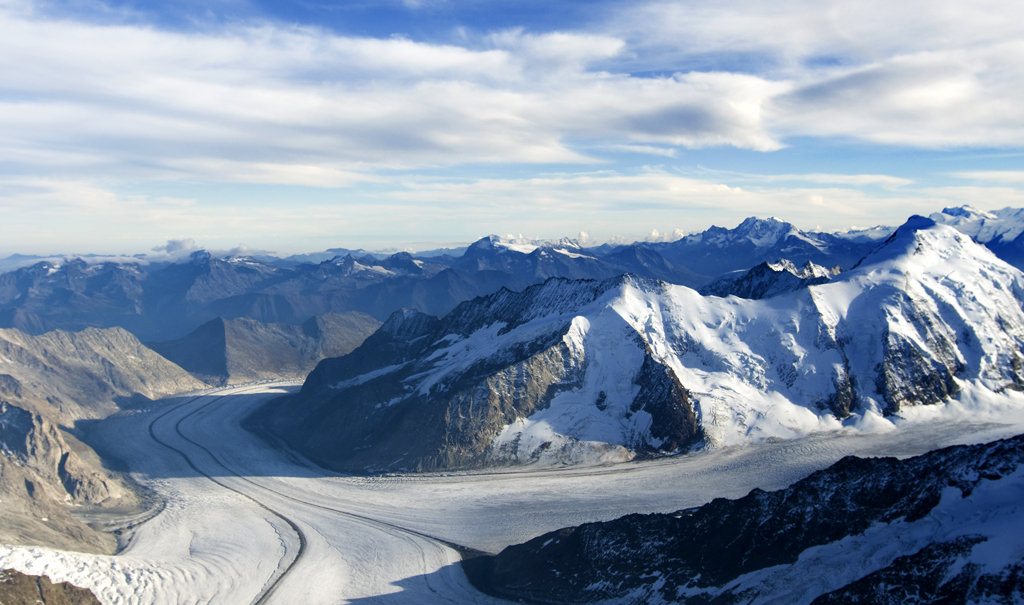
(952, 171, 1024, 184)
(597, 144, 678, 158)
(760, 173, 913, 187)
(0, 3, 783, 191)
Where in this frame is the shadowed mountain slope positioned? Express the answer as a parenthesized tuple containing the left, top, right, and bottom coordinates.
(149, 312, 381, 385)
(465, 434, 1024, 604)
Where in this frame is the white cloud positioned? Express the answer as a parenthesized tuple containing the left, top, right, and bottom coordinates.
(598, 144, 678, 158)
(1, 0, 1022, 255)
(614, 0, 1024, 148)
(952, 171, 1024, 184)
(0, 0, 790, 191)
(151, 238, 197, 254)
(644, 228, 686, 242)
(1, 0, 1015, 195)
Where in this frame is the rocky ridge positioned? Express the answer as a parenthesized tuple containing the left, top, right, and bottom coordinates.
(0, 568, 101, 604)
(0, 327, 206, 552)
(465, 434, 1024, 604)
(699, 259, 839, 299)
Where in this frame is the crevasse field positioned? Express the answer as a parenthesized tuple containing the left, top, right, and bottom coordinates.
(2, 382, 1023, 604)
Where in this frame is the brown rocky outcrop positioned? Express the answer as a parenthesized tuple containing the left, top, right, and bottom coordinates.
(0, 568, 101, 605)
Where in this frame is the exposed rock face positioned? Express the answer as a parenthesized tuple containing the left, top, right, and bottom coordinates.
(0, 327, 206, 422)
(259, 220, 1024, 472)
(0, 327, 204, 553)
(699, 259, 838, 299)
(149, 312, 380, 385)
(465, 435, 1024, 605)
(0, 402, 122, 552)
(0, 569, 102, 605)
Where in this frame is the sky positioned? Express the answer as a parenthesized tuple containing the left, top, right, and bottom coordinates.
(1, 0, 1023, 256)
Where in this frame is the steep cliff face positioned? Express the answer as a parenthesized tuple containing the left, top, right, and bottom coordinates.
(465, 435, 1024, 605)
(0, 402, 124, 553)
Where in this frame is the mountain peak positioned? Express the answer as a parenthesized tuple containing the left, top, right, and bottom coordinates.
(188, 250, 212, 265)
(469, 235, 581, 255)
(941, 205, 995, 219)
(734, 216, 797, 246)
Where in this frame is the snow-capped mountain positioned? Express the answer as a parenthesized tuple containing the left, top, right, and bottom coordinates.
(648, 216, 882, 277)
(699, 259, 839, 299)
(260, 218, 1024, 472)
(465, 434, 1024, 604)
(930, 205, 1024, 270)
(454, 235, 709, 288)
(456, 235, 625, 281)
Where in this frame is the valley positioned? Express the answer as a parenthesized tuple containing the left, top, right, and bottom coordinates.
(3, 383, 1023, 603)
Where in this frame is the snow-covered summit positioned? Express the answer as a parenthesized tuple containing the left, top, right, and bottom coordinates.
(930, 205, 1024, 245)
(467, 234, 584, 255)
(677, 216, 799, 249)
(731, 216, 799, 247)
(272, 220, 1024, 472)
(699, 259, 838, 299)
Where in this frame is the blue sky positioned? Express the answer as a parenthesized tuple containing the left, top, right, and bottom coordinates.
(1, 0, 1023, 256)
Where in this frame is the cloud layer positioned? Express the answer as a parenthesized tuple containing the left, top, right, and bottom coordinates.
(0, 0, 1022, 253)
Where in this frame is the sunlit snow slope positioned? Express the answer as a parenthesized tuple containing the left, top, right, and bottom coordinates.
(269, 218, 1024, 472)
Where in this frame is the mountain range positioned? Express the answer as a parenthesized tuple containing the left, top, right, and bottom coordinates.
(255, 217, 1024, 472)
(3, 206, 1021, 348)
(3, 205, 1024, 597)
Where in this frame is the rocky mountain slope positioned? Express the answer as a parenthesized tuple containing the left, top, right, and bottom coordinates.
(0, 327, 205, 422)
(699, 259, 839, 299)
(464, 434, 1024, 604)
(258, 218, 1024, 473)
(453, 235, 708, 288)
(0, 568, 101, 604)
(0, 327, 206, 552)
(0, 250, 523, 341)
(149, 312, 380, 385)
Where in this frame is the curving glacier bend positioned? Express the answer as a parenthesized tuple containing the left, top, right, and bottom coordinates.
(1, 381, 1023, 604)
